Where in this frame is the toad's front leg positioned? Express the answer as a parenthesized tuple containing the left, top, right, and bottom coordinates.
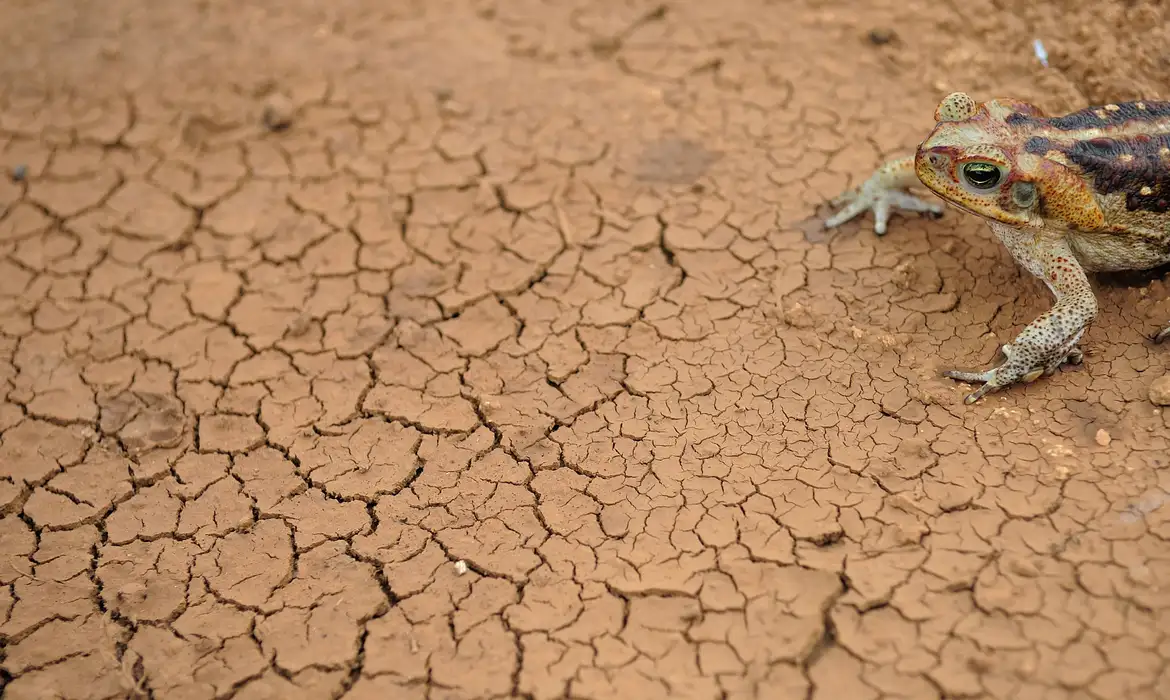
(945, 228, 1097, 404)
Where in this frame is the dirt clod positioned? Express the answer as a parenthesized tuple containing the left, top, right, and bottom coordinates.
(261, 95, 294, 131)
(117, 582, 148, 603)
(867, 27, 897, 45)
(1148, 374, 1170, 405)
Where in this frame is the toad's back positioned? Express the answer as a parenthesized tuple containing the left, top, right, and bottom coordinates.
(1009, 100, 1170, 216)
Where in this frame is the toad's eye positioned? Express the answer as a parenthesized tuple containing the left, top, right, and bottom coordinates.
(960, 162, 1003, 190)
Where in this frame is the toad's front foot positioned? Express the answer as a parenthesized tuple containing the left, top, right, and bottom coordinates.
(823, 156, 946, 235)
(943, 343, 1085, 404)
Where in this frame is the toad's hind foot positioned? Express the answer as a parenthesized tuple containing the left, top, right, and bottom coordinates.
(1153, 323, 1170, 344)
(1062, 347, 1085, 366)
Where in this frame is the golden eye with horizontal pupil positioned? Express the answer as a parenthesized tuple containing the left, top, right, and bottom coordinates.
(960, 162, 1003, 190)
(1011, 181, 1037, 208)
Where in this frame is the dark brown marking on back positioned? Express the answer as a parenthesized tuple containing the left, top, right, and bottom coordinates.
(1047, 133, 1170, 213)
(1024, 136, 1052, 155)
(1006, 100, 1170, 130)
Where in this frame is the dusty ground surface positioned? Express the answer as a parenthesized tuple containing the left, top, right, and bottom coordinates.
(2, 0, 1170, 698)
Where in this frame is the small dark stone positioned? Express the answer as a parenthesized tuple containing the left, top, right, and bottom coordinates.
(867, 28, 896, 46)
(261, 96, 294, 132)
(11, 164, 26, 182)
(590, 37, 622, 59)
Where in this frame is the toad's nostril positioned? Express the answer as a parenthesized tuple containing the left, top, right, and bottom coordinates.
(929, 153, 946, 167)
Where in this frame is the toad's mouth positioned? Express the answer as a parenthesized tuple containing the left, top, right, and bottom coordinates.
(918, 184, 1031, 230)
(937, 197, 980, 217)
(915, 177, 977, 216)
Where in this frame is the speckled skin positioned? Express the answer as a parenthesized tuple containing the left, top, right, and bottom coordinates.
(825, 92, 1170, 404)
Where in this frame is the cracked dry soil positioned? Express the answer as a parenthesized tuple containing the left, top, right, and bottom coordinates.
(2, 0, 1170, 699)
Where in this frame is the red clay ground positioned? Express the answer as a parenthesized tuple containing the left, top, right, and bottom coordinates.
(1, 0, 1170, 698)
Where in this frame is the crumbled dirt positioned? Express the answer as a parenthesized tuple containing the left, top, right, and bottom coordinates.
(2, 1, 1170, 699)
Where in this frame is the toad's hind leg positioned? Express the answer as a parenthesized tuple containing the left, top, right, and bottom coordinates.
(944, 225, 1098, 404)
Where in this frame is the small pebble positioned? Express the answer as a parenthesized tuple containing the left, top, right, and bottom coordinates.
(262, 96, 294, 131)
(1148, 374, 1170, 405)
(454, 560, 468, 575)
(11, 164, 27, 182)
(286, 313, 312, 337)
(1094, 428, 1111, 447)
(1006, 556, 1040, 578)
(867, 28, 896, 46)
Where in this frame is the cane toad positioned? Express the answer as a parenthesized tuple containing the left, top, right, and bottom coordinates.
(824, 91, 1170, 404)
